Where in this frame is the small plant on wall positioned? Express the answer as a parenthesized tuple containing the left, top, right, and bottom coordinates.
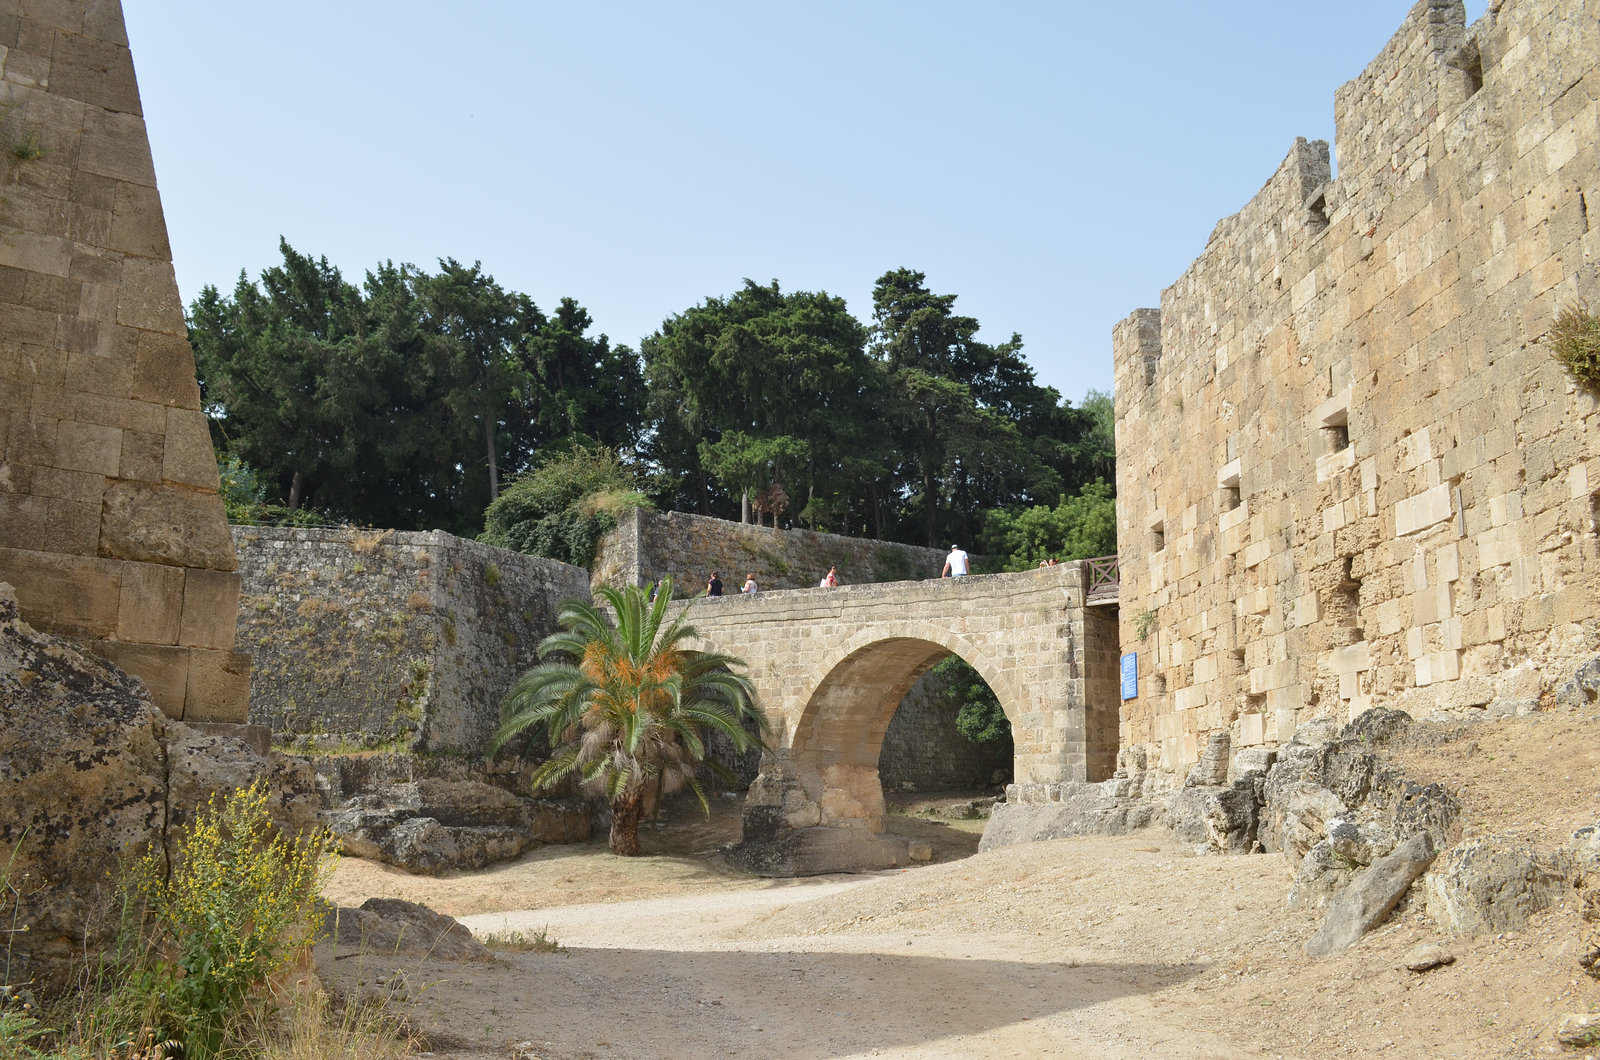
(1548, 302, 1600, 389)
(1134, 609, 1157, 642)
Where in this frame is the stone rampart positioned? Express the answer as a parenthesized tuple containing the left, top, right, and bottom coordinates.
(1113, 0, 1600, 778)
(593, 508, 949, 591)
(0, 0, 247, 722)
(233, 527, 590, 754)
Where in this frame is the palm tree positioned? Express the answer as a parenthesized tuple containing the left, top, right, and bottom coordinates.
(488, 579, 768, 855)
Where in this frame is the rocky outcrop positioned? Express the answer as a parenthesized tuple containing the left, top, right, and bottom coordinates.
(315, 755, 591, 874)
(0, 584, 316, 992)
(1424, 838, 1581, 935)
(1305, 833, 1437, 956)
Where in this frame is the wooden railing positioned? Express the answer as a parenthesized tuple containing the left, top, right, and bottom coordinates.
(1084, 554, 1120, 602)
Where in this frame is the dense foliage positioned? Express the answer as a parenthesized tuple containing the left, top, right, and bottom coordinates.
(980, 480, 1118, 571)
(932, 656, 1011, 747)
(190, 240, 643, 535)
(192, 248, 1116, 556)
(488, 582, 768, 855)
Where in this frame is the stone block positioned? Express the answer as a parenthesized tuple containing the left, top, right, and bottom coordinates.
(0, 492, 48, 549)
(115, 257, 184, 333)
(43, 497, 99, 555)
(107, 181, 170, 259)
(53, 416, 120, 475)
(1396, 483, 1453, 536)
(1, 546, 120, 637)
(130, 328, 201, 409)
(178, 567, 238, 650)
(94, 638, 189, 717)
(116, 559, 182, 645)
(48, 31, 140, 114)
(183, 649, 251, 723)
(98, 481, 236, 570)
(118, 427, 162, 482)
(160, 406, 219, 489)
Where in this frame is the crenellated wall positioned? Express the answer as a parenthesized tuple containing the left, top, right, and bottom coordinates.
(1113, 0, 1600, 777)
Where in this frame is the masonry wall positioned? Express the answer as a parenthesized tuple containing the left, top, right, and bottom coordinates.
(593, 508, 949, 592)
(1113, 0, 1600, 776)
(880, 667, 1014, 792)
(0, 1, 247, 721)
(233, 527, 590, 754)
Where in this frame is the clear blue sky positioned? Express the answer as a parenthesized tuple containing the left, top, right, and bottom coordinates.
(121, 1, 1487, 405)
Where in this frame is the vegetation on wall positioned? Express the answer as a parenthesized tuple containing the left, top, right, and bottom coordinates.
(479, 445, 652, 568)
(1548, 303, 1600, 389)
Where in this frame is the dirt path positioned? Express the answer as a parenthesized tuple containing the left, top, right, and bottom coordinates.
(319, 718, 1600, 1059)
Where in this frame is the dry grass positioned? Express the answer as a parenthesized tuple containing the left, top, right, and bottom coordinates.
(348, 529, 394, 555)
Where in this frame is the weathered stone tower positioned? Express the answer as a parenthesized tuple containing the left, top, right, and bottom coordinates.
(1114, 0, 1600, 776)
(0, 2, 247, 721)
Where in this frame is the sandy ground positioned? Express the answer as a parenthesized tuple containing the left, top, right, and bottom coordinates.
(320, 714, 1600, 1060)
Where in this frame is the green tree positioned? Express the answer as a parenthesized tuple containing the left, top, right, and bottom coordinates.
(488, 582, 768, 855)
(980, 480, 1118, 571)
(189, 238, 365, 512)
(642, 279, 876, 525)
(871, 268, 1056, 546)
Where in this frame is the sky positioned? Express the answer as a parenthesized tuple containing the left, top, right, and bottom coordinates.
(120, 1, 1489, 405)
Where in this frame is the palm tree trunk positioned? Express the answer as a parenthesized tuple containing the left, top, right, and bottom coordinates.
(609, 791, 644, 856)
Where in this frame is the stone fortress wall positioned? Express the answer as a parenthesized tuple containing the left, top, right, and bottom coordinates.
(593, 507, 950, 592)
(233, 527, 590, 754)
(1113, 0, 1600, 778)
(233, 523, 1011, 792)
(0, 1, 247, 721)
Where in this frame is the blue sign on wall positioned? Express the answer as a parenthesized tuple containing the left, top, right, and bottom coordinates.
(1120, 652, 1138, 700)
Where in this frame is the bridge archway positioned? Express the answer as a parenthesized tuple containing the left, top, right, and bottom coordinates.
(679, 564, 1122, 875)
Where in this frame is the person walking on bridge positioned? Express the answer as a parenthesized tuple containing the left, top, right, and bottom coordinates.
(742, 573, 758, 594)
(942, 544, 970, 578)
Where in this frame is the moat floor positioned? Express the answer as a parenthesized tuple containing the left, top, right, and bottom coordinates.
(321, 715, 1600, 1059)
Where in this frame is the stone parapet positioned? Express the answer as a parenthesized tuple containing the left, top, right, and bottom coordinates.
(593, 508, 949, 592)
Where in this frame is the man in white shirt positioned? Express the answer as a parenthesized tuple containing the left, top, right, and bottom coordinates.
(942, 545, 970, 577)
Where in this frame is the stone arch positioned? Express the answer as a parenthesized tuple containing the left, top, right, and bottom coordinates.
(789, 629, 1021, 771)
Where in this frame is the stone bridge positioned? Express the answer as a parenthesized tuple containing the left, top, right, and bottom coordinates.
(679, 562, 1121, 874)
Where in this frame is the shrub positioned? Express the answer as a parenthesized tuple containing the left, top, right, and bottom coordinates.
(127, 781, 331, 1059)
(480, 446, 652, 568)
(1549, 303, 1600, 388)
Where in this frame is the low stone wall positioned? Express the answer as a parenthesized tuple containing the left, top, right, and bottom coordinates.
(880, 668, 1013, 792)
(233, 527, 590, 754)
(593, 508, 949, 591)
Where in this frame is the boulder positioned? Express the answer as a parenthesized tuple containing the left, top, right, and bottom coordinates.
(321, 897, 489, 961)
(0, 584, 317, 992)
(980, 780, 1161, 851)
(1424, 837, 1578, 934)
(1287, 839, 1356, 910)
(325, 777, 590, 875)
(1552, 654, 1600, 710)
(1305, 833, 1436, 956)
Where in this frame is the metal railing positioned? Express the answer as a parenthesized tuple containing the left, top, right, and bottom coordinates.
(1084, 554, 1120, 602)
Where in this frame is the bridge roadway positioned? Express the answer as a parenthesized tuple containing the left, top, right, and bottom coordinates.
(678, 561, 1120, 875)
